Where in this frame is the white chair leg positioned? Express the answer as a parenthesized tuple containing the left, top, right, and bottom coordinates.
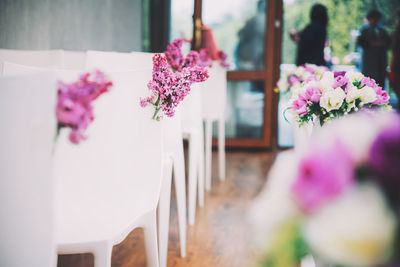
(197, 127, 205, 207)
(158, 159, 173, 267)
(218, 117, 226, 181)
(144, 210, 160, 267)
(205, 119, 212, 191)
(188, 133, 198, 225)
(173, 146, 187, 257)
(92, 241, 112, 267)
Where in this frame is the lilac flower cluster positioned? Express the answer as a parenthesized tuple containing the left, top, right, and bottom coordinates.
(140, 53, 209, 120)
(56, 71, 112, 144)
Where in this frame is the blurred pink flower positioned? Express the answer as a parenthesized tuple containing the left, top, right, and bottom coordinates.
(291, 141, 355, 213)
(333, 75, 348, 89)
(372, 87, 389, 105)
(218, 50, 229, 68)
(292, 96, 308, 115)
(198, 48, 213, 68)
(304, 87, 322, 102)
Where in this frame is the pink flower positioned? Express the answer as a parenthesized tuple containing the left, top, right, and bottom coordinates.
(304, 87, 322, 102)
(292, 96, 308, 115)
(56, 71, 112, 144)
(165, 38, 185, 71)
(291, 141, 355, 213)
(198, 48, 213, 68)
(217, 50, 229, 68)
(333, 75, 348, 89)
(184, 51, 200, 68)
(361, 77, 377, 88)
(289, 75, 302, 85)
(372, 87, 389, 105)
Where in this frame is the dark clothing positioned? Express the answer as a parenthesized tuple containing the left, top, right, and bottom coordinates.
(296, 22, 326, 66)
(357, 24, 391, 87)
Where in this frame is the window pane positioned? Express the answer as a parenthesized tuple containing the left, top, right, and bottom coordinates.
(202, 0, 267, 71)
(170, 0, 194, 41)
(224, 81, 265, 139)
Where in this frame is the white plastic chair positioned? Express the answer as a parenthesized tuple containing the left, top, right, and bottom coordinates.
(61, 50, 87, 69)
(200, 64, 227, 190)
(53, 69, 163, 267)
(180, 83, 205, 225)
(86, 50, 188, 264)
(0, 73, 57, 267)
(0, 49, 64, 73)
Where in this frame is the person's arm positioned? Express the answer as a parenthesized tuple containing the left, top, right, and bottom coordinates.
(357, 28, 369, 49)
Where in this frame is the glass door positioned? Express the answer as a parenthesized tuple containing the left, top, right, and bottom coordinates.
(171, 0, 282, 148)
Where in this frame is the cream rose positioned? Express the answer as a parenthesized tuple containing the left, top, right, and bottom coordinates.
(359, 86, 377, 104)
(319, 71, 335, 92)
(345, 70, 364, 83)
(320, 88, 346, 111)
(303, 184, 396, 267)
(346, 84, 361, 103)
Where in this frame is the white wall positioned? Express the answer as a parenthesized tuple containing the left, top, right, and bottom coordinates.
(0, 0, 142, 52)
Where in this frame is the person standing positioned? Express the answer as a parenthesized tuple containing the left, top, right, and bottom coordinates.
(357, 9, 391, 87)
(291, 4, 328, 66)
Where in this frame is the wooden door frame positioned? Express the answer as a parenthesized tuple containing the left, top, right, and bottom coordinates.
(193, 0, 283, 148)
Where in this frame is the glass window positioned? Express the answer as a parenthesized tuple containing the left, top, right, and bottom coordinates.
(202, 0, 267, 71)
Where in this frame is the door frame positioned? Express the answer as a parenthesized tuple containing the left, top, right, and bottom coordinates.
(193, 0, 283, 148)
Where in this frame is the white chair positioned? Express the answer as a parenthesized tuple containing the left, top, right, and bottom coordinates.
(53, 69, 163, 267)
(180, 83, 205, 225)
(61, 50, 87, 69)
(0, 73, 57, 267)
(86, 50, 188, 264)
(200, 64, 227, 190)
(0, 49, 64, 73)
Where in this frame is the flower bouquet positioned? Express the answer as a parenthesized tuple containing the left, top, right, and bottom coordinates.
(249, 111, 400, 267)
(276, 64, 328, 95)
(140, 39, 209, 120)
(56, 70, 112, 144)
(289, 70, 390, 127)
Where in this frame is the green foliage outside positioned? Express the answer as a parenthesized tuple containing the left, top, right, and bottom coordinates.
(282, 0, 400, 64)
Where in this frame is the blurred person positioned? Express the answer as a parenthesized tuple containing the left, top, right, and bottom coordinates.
(389, 10, 400, 107)
(290, 4, 328, 66)
(357, 9, 391, 87)
(235, 0, 266, 70)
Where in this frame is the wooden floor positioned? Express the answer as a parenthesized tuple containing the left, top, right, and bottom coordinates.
(58, 150, 277, 267)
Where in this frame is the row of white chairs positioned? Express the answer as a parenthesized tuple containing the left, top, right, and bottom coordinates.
(0, 49, 227, 267)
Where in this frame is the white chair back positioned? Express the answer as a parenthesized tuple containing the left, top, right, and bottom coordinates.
(61, 51, 87, 69)
(0, 49, 64, 73)
(86, 50, 155, 71)
(200, 64, 227, 120)
(0, 73, 57, 267)
(53, 69, 164, 245)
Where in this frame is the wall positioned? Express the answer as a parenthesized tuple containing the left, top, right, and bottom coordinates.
(0, 0, 142, 52)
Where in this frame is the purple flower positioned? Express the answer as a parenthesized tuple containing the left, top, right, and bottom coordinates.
(218, 50, 229, 68)
(361, 77, 377, 88)
(333, 75, 348, 89)
(56, 71, 112, 144)
(304, 87, 322, 102)
(334, 71, 346, 78)
(372, 87, 389, 105)
(291, 140, 355, 213)
(165, 38, 185, 71)
(184, 51, 200, 68)
(292, 96, 308, 115)
(197, 48, 213, 68)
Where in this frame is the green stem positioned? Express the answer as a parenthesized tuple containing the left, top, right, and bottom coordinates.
(152, 95, 161, 120)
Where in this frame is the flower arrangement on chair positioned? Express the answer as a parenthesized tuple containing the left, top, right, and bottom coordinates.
(56, 70, 112, 144)
(140, 38, 209, 121)
(289, 70, 391, 127)
(250, 111, 400, 267)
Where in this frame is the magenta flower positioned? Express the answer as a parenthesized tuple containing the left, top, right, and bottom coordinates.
(334, 71, 346, 78)
(184, 50, 200, 68)
(333, 75, 348, 89)
(165, 38, 185, 71)
(217, 50, 229, 68)
(361, 77, 378, 88)
(56, 70, 112, 145)
(198, 48, 213, 68)
(373, 87, 390, 105)
(289, 76, 302, 85)
(291, 140, 355, 213)
(292, 96, 308, 115)
(304, 87, 322, 102)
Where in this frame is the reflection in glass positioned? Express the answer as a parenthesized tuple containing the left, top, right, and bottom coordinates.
(221, 81, 265, 139)
(202, 0, 266, 71)
(170, 0, 194, 41)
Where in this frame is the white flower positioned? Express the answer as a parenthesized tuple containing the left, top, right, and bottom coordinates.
(277, 79, 289, 92)
(345, 70, 364, 83)
(303, 183, 396, 267)
(346, 84, 361, 103)
(320, 88, 346, 111)
(319, 71, 335, 92)
(294, 66, 306, 77)
(359, 86, 377, 104)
